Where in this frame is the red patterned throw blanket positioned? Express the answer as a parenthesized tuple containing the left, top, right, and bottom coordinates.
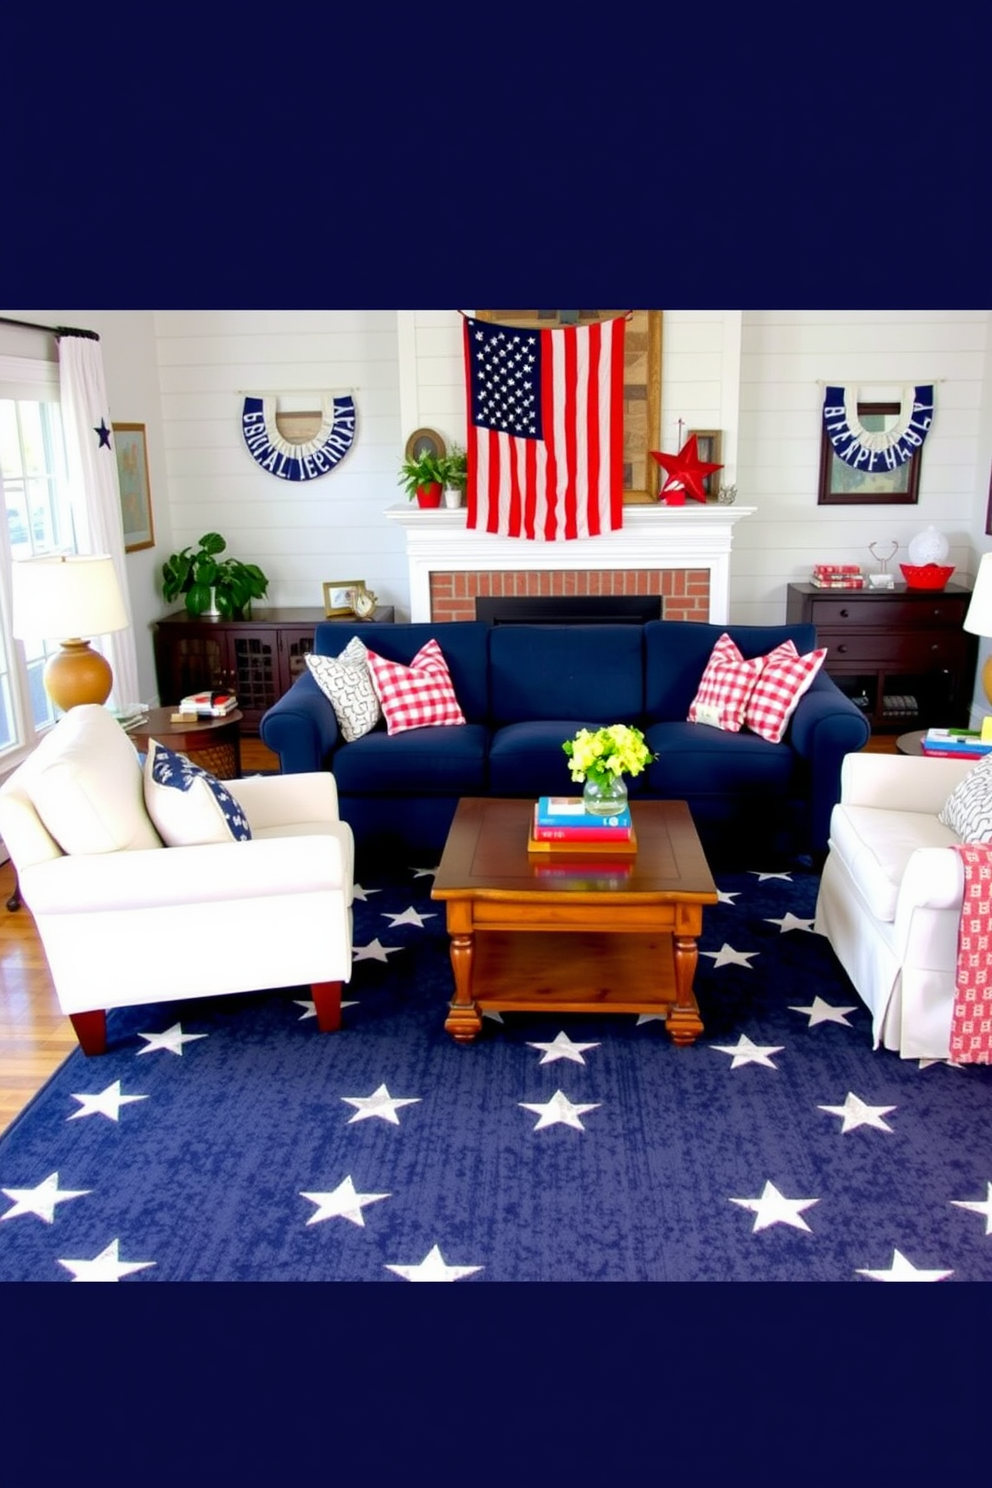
(950, 844, 992, 1064)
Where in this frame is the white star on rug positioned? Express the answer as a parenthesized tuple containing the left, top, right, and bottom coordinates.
(855, 1248, 953, 1282)
(765, 912, 816, 933)
(352, 938, 403, 963)
(950, 1181, 992, 1234)
(818, 1091, 896, 1132)
(729, 1180, 820, 1232)
(382, 906, 436, 927)
(57, 1238, 156, 1282)
(701, 943, 759, 969)
(293, 998, 358, 1020)
(410, 865, 438, 878)
(636, 1012, 667, 1025)
(301, 1175, 391, 1226)
(341, 1083, 421, 1125)
(750, 871, 792, 882)
(717, 890, 740, 905)
(788, 997, 857, 1027)
(384, 1243, 482, 1282)
(136, 1023, 208, 1056)
(519, 1089, 601, 1130)
(68, 1080, 149, 1121)
(351, 883, 381, 901)
(482, 1009, 504, 1023)
(1, 1171, 91, 1224)
(711, 1034, 784, 1069)
(918, 1058, 967, 1071)
(527, 1031, 600, 1064)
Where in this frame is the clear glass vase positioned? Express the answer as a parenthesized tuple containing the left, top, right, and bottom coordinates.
(582, 774, 629, 818)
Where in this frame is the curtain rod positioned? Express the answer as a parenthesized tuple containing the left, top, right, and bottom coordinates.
(0, 315, 99, 340)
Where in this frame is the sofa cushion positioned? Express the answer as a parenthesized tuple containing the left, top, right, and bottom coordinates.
(488, 720, 621, 798)
(143, 740, 252, 847)
(489, 624, 645, 725)
(23, 702, 162, 855)
(687, 632, 763, 732)
(331, 722, 488, 797)
(306, 636, 382, 742)
(829, 802, 961, 921)
(744, 639, 827, 744)
(938, 753, 992, 842)
(644, 620, 819, 721)
(313, 621, 490, 721)
(644, 720, 797, 797)
(366, 638, 467, 735)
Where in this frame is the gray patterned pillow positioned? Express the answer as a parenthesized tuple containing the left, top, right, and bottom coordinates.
(938, 753, 992, 842)
(306, 637, 382, 742)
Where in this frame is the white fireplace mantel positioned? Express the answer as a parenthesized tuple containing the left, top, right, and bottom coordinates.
(385, 503, 755, 624)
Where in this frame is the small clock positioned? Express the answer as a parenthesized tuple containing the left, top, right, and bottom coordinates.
(352, 586, 378, 620)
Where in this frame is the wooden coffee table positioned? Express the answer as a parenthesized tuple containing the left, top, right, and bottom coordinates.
(431, 798, 719, 1046)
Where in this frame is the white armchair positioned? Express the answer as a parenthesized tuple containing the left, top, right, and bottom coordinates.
(814, 750, 975, 1061)
(0, 704, 354, 1055)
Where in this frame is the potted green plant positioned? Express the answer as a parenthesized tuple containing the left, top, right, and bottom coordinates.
(398, 449, 446, 508)
(162, 532, 270, 619)
(440, 444, 468, 508)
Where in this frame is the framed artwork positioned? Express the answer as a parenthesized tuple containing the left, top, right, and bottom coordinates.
(405, 428, 447, 464)
(818, 402, 922, 506)
(475, 311, 663, 503)
(323, 580, 363, 617)
(112, 422, 155, 551)
(688, 429, 723, 500)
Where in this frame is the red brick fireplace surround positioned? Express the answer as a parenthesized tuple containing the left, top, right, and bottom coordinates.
(429, 568, 709, 624)
(385, 504, 755, 625)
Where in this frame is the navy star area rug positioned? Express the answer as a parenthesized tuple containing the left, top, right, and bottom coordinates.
(1, 860, 991, 1283)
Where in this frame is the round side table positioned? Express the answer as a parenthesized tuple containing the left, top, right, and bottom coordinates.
(126, 707, 244, 778)
(895, 730, 925, 756)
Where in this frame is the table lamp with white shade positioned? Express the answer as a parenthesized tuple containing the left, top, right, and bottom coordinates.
(963, 551, 992, 742)
(11, 554, 129, 712)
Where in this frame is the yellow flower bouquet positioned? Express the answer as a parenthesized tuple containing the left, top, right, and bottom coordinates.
(562, 724, 656, 813)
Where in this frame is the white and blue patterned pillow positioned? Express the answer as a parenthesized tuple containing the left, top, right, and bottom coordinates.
(938, 753, 992, 843)
(143, 739, 252, 847)
(306, 636, 382, 742)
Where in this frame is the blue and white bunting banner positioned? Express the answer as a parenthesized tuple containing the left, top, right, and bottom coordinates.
(241, 395, 357, 480)
(822, 385, 934, 471)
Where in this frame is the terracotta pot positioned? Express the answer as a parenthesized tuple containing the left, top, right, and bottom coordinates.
(416, 483, 443, 508)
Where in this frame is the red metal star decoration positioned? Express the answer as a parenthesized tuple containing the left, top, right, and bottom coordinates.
(650, 434, 723, 504)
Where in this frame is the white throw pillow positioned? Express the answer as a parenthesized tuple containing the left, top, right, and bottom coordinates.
(306, 637, 382, 742)
(938, 753, 992, 842)
(25, 702, 162, 855)
(143, 739, 252, 847)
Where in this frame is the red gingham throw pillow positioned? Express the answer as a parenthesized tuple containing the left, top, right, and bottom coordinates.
(365, 638, 467, 736)
(744, 639, 827, 744)
(687, 633, 764, 733)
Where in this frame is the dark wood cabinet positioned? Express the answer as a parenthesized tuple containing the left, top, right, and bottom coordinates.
(786, 582, 978, 734)
(152, 606, 395, 732)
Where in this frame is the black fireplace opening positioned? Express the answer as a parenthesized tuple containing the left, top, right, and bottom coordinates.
(475, 595, 662, 625)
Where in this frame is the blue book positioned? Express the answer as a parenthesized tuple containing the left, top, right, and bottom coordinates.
(536, 795, 632, 830)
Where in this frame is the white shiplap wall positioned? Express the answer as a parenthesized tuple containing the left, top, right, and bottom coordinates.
(153, 310, 409, 615)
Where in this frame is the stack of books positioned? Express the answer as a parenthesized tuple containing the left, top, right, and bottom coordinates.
(528, 796, 637, 855)
(810, 564, 865, 589)
(179, 690, 239, 717)
(920, 727, 992, 759)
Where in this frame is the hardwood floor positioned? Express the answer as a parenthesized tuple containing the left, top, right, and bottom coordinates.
(0, 730, 891, 1137)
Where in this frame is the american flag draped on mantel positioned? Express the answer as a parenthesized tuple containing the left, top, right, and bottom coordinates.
(462, 313, 626, 541)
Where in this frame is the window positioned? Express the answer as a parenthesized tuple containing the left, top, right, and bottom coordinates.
(0, 355, 76, 760)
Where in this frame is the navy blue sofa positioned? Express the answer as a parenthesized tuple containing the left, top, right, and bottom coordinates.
(259, 619, 870, 865)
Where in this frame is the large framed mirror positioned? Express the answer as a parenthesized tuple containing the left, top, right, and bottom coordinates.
(474, 311, 663, 503)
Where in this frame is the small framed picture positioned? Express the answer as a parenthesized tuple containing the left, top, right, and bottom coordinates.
(818, 402, 922, 505)
(688, 429, 723, 500)
(112, 422, 155, 551)
(323, 580, 363, 617)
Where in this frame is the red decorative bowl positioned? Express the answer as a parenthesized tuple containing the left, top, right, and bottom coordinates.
(899, 563, 955, 590)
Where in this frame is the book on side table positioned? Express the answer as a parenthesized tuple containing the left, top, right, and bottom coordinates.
(920, 727, 992, 759)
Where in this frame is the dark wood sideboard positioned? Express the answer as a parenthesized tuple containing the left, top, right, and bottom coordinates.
(786, 581, 977, 734)
(152, 606, 395, 732)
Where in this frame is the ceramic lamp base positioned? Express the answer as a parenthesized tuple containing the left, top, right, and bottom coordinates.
(44, 640, 113, 711)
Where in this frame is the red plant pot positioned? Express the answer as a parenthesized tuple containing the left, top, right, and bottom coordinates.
(416, 483, 443, 508)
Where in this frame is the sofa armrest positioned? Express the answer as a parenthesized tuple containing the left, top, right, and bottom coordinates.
(224, 771, 341, 828)
(839, 752, 975, 812)
(785, 673, 872, 854)
(259, 671, 340, 774)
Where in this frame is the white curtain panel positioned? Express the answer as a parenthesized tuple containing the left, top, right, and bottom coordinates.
(57, 334, 140, 709)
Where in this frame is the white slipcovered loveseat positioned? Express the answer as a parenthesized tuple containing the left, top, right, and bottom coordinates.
(0, 704, 354, 1054)
(814, 750, 985, 1061)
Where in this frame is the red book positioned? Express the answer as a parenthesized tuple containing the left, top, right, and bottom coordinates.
(532, 824, 633, 841)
